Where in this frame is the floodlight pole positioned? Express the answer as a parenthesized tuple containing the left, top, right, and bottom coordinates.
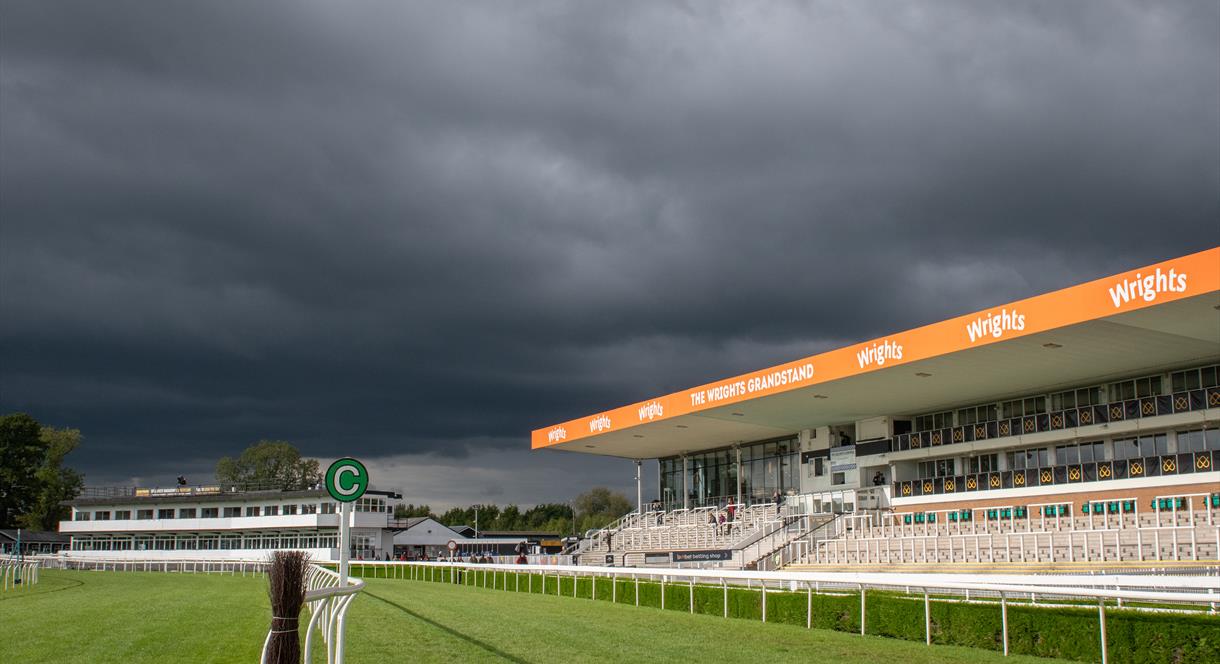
(339, 502, 352, 586)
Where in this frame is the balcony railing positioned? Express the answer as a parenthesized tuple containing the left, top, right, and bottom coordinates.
(892, 387, 1220, 453)
(895, 450, 1218, 498)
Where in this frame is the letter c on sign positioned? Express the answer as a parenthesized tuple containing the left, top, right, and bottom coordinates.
(325, 458, 369, 503)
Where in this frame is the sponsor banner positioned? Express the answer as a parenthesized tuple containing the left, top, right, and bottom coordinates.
(671, 549, 733, 563)
(643, 552, 670, 565)
(604, 554, 615, 566)
(830, 446, 857, 473)
(532, 247, 1220, 449)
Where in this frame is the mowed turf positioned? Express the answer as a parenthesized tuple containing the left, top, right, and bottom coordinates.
(1, 569, 1073, 664)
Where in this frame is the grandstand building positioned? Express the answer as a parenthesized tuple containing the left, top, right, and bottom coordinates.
(59, 484, 404, 561)
(535, 247, 1220, 568)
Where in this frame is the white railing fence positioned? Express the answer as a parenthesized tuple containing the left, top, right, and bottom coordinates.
(381, 560, 1219, 664)
(1, 560, 40, 590)
(260, 563, 364, 664)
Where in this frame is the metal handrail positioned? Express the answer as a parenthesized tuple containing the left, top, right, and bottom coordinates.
(260, 563, 364, 664)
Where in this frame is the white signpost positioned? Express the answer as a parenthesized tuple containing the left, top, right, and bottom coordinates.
(325, 458, 369, 590)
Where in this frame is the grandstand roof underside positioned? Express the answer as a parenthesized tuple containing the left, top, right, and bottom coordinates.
(533, 248, 1220, 460)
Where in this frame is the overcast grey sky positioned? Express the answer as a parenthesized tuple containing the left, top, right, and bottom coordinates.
(1, 1, 1217, 508)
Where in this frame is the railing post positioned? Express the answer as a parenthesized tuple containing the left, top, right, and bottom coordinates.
(761, 581, 767, 622)
(859, 584, 866, 636)
(924, 589, 931, 645)
(1001, 592, 1009, 656)
(807, 583, 813, 629)
(1098, 599, 1108, 664)
(723, 578, 728, 617)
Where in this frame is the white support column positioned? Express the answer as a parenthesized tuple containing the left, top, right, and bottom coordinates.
(635, 460, 643, 514)
(682, 455, 689, 510)
(735, 445, 743, 506)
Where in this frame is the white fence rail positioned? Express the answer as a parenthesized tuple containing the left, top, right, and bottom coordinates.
(1, 560, 40, 590)
(355, 560, 1220, 664)
(260, 563, 364, 664)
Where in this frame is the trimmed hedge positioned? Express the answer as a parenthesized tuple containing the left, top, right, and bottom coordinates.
(409, 569, 1220, 663)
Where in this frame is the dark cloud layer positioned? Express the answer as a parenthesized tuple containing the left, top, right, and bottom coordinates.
(2, 1, 1217, 504)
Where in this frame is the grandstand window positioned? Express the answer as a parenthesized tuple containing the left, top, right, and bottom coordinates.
(157, 508, 174, 519)
(222, 506, 240, 518)
(1112, 433, 1168, 460)
(136, 509, 154, 520)
(957, 404, 998, 426)
(301, 503, 317, 515)
(114, 510, 131, 520)
(321, 502, 336, 514)
(1056, 442, 1104, 464)
(1175, 427, 1220, 453)
(1051, 387, 1103, 412)
(1108, 375, 1162, 402)
(917, 459, 955, 478)
(1171, 364, 1219, 392)
(812, 457, 825, 477)
(178, 508, 196, 519)
(966, 454, 997, 474)
(265, 505, 280, 516)
(1007, 447, 1049, 470)
(201, 507, 218, 518)
(914, 411, 952, 432)
(94, 511, 110, 520)
(245, 506, 261, 517)
(284, 504, 298, 515)
(74, 510, 90, 521)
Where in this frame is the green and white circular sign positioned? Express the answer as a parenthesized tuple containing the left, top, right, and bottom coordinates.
(325, 457, 369, 502)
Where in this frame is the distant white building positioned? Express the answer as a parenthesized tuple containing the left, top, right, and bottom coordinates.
(59, 484, 403, 561)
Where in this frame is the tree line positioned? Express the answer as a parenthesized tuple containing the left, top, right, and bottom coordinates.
(394, 486, 634, 536)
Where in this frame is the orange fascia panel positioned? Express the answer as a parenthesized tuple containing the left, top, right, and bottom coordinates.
(531, 246, 1220, 449)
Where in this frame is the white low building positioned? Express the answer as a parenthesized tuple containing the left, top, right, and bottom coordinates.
(59, 484, 402, 561)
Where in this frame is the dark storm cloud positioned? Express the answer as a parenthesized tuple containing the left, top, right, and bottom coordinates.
(1, 1, 1217, 500)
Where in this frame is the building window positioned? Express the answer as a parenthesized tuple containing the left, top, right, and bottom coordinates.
(1050, 387, 1103, 412)
(265, 505, 279, 516)
(1171, 365, 1219, 393)
(917, 459, 956, 478)
(957, 405, 998, 426)
(137, 509, 154, 520)
(1006, 448, 1049, 470)
(284, 504, 298, 515)
(1113, 434, 1169, 460)
(1176, 427, 1220, 453)
(94, 511, 111, 521)
(914, 411, 953, 432)
(157, 509, 175, 519)
(222, 507, 240, 518)
(1108, 375, 1162, 402)
(178, 508, 197, 519)
(301, 503, 317, 515)
(74, 511, 90, 521)
(114, 510, 131, 520)
(245, 506, 261, 517)
(966, 454, 998, 474)
(201, 507, 219, 518)
(321, 503, 336, 514)
(1055, 441, 1105, 465)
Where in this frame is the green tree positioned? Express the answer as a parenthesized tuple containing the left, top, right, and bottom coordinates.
(18, 426, 85, 530)
(0, 413, 47, 528)
(573, 487, 633, 534)
(215, 440, 320, 490)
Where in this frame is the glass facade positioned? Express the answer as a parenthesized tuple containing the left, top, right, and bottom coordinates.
(659, 436, 797, 509)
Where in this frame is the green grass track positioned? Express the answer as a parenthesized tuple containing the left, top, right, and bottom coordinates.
(0, 568, 1071, 663)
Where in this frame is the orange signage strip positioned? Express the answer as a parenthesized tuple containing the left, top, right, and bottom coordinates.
(531, 247, 1220, 449)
